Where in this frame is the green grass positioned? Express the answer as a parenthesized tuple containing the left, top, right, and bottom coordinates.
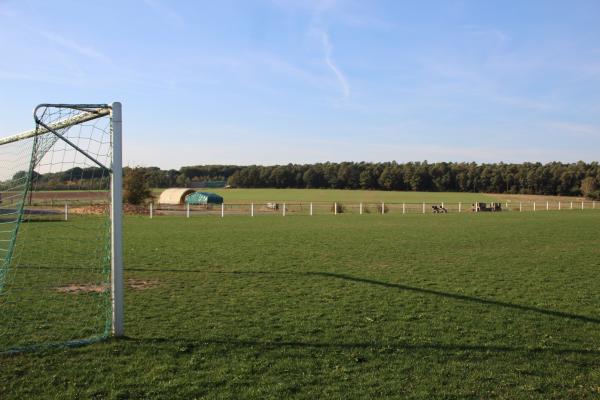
(0, 215, 111, 350)
(2, 212, 600, 399)
(156, 188, 500, 203)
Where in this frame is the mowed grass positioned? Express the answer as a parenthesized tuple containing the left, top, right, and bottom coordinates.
(158, 187, 582, 204)
(2, 211, 600, 399)
(160, 188, 499, 203)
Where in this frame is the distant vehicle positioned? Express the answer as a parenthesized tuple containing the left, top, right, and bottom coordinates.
(472, 202, 502, 212)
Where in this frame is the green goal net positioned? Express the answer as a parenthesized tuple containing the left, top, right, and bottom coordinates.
(0, 104, 121, 352)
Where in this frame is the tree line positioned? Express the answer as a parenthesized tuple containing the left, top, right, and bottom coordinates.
(223, 162, 600, 198)
(141, 161, 599, 199)
(9, 161, 600, 199)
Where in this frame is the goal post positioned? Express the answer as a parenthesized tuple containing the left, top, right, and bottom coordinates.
(0, 102, 124, 352)
(110, 102, 124, 337)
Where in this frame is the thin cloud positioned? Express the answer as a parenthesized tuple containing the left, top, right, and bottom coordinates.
(259, 53, 326, 86)
(0, 3, 16, 17)
(299, 0, 351, 98)
(547, 122, 600, 138)
(271, 0, 337, 14)
(0, 69, 68, 84)
(491, 94, 557, 112)
(35, 28, 108, 63)
(462, 25, 509, 47)
(337, 13, 394, 31)
(321, 31, 350, 98)
(143, 0, 185, 29)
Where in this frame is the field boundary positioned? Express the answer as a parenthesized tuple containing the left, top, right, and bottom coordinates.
(143, 200, 598, 218)
(19, 199, 599, 218)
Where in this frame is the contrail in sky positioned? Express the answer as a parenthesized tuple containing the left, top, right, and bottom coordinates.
(322, 31, 350, 98)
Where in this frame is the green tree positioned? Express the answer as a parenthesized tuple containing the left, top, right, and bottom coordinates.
(581, 177, 598, 198)
(359, 169, 377, 189)
(378, 166, 396, 190)
(124, 167, 152, 205)
(227, 171, 241, 187)
(303, 168, 319, 188)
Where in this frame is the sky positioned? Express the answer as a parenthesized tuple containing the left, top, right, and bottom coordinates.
(0, 0, 599, 169)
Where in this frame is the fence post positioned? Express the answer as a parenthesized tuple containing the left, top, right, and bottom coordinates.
(381, 202, 385, 215)
(582, 201, 584, 210)
(221, 203, 224, 218)
(546, 201, 549, 211)
(458, 202, 461, 213)
(283, 202, 286, 216)
(519, 202, 522, 212)
(251, 203, 254, 217)
(64, 202, 68, 221)
(334, 202, 337, 215)
(594, 201, 596, 209)
(571, 201, 573, 210)
(186, 202, 190, 218)
(559, 201, 561, 210)
(150, 202, 153, 219)
(533, 201, 536, 212)
(310, 202, 313, 216)
(403, 203, 406, 214)
(359, 202, 363, 215)
(422, 202, 425, 214)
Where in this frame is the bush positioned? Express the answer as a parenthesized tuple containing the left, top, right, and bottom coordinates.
(587, 190, 600, 200)
(124, 167, 152, 205)
(330, 202, 345, 213)
(581, 177, 599, 199)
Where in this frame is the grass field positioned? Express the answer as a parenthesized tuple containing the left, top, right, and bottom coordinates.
(153, 188, 585, 204)
(2, 211, 600, 398)
(207, 188, 497, 203)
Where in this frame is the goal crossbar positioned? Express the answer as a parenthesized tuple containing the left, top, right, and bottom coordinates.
(0, 105, 111, 146)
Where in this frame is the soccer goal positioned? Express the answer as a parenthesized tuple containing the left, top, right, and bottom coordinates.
(0, 103, 123, 352)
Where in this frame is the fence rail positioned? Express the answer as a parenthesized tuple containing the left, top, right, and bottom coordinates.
(20, 200, 598, 219)
(146, 200, 598, 218)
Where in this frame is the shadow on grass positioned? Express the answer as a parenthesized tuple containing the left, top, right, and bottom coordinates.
(312, 272, 600, 325)
(126, 267, 600, 325)
(127, 337, 600, 356)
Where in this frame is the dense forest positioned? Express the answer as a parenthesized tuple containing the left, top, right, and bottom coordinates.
(224, 162, 600, 198)
(21, 161, 600, 199)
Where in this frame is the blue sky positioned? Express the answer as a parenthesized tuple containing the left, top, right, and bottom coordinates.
(1, 0, 599, 169)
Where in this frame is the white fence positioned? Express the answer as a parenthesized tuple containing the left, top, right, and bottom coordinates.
(23, 199, 600, 219)
(147, 200, 599, 218)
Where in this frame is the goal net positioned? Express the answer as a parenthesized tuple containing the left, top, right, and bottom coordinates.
(0, 103, 123, 352)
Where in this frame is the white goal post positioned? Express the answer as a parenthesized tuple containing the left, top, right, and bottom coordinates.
(0, 102, 124, 351)
(110, 102, 124, 337)
(37, 102, 124, 338)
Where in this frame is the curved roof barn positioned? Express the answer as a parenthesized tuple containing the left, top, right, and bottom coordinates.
(158, 188, 195, 205)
